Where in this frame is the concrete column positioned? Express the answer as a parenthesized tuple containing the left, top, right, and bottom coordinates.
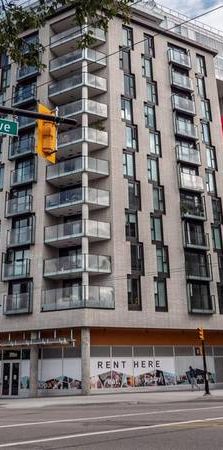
(29, 346, 39, 397)
(81, 327, 90, 395)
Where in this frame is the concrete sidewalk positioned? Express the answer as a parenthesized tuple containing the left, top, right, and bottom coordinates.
(1, 389, 223, 409)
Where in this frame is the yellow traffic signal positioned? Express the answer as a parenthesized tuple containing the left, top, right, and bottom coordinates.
(36, 103, 57, 164)
(197, 327, 204, 341)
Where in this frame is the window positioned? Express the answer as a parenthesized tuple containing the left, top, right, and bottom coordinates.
(206, 146, 217, 170)
(185, 251, 209, 278)
(154, 278, 168, 312)
(150, 215, 163, 242)
(196, 54, 206, 76)
(147, 157, 159, 183)
(212, 225, 222, 251)
(201, 99, 211, 121)
(123, 151, 135, 178)
(121, 97, 133, 122)
(217, 283, 223, 314)
(125, 211, 138, 240)
(184, 221, 205, 246)
(212, 197, 222, 224)
(123, 26, 133, 49)
(1, 65, 11, 90)
(144, 104, 156, 129)
(201, 121, 211, 145)
(125, 125, 137, 150)
(128, 181, 141, 210)
(144, 34, 154, 57)
(131, 243, 144, 273)
(0, 163, 4, 189)
(196, 76, 206, 97)
(187, 282, 212, 312)
(124, 74, 135, 98)
(206, 170, 216, 195)
(156, 246, 169, 276)
(146, 81, 157, 104)
(127, 276, 141, 310)
(153, 186, 165, 213)
(119, 48, 131, 73)
(149, 131, 161, 156)
(142, 56, 152, 78)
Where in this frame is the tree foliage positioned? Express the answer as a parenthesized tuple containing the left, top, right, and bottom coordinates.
(0, 0, 130, 68)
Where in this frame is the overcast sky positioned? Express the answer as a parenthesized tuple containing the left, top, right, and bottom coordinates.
(157, 0, 223, 31)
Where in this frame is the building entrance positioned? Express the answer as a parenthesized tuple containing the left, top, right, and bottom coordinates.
(2, 362, 20, 396)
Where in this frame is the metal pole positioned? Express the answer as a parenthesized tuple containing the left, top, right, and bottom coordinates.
(0, 105, 77, 127)
(202, 340, 210, 395)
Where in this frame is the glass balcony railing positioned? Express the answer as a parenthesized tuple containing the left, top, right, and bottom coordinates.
(179, 172, 204, 191)
(49, 48, 106, 73)
(44, 254, 111, 277)
(6, 194, 33, 217)
(3, 292, 33, 315)
(18, 115, 36, 130)
(48, 72, 107, 98)
(44, 219, 110, 244)
(171, 72, 193, 90)
(175, 119, 198, 139)
(17, 65, 39, 81)
(12, 84, 37, 106)
(50, 26, 105, 47)
(2, 259, 31, 280)
(45, 187, 110, 211)
(168, 48, 191, 68)
(172, 95, 195, 114)
(58, 99, 107, 120)
(41, 285, 114, 311)
(10, 165, 36, 187)
(180, 196, 206, 220)
(46, 156, 109, 182)
(9, 136, 35, 159)
(7, 225, 34, 247)
(187, 294, 215, 314)
(184, 231, 209, 249)
(58, 127, 108, 149)
(185, 256, 212, 280)
(176, 144, 201, 165)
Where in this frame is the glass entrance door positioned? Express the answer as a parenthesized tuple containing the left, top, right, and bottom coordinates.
(2, 362, 20, 396)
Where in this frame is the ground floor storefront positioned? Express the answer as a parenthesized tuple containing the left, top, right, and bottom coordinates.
(0, 328, 223, 397)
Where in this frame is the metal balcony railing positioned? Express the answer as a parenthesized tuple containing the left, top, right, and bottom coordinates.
(176, 144, 201, 165)
(9, 136, 35, 159)
(6, 194, 33, 217)
(48, 72, 107, 98)
(7, 225, 34, 247)
(18, 115, 36, 130)
(46, 156, 109, 182)
(41, 285, 114, 311)
(49, 48, 106, 72)
(17, 65, 39, 81)
(3, 291, 33, 315)
(45, 187, 110, 211)
(168, 48, 191, 68)
(44, 219, 110, 244)
(175, 118, 198, 139)
(2, 259, 31, 280)
(171, 72, 193, 90)
(179, 172, 204, 191)
(43, 254, 111, 277)
(187, 294, 216, 314)
(58, 99, 107, 119)
(184, 230, 209, 249)
(185, 256, 212, 280)
(58, 127, 108, 149)
(10, 165, 37, 187)
(12, 84, 37, 106)
(172, 94, 195, 114)
(180, 196, 206, 220)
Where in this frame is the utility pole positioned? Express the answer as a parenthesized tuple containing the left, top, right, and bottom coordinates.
(197, 328, 210, 395)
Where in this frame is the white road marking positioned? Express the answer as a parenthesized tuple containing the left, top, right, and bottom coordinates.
(0, 405, 223, 429)
(1, 415, 223, 448)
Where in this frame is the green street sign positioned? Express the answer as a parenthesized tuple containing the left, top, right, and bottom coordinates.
(0, 118, 18, 136)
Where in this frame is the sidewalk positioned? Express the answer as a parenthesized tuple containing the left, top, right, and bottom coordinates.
(1, 389, 223, 409)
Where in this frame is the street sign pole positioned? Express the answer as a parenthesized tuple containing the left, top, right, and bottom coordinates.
(202, 339, 210, 395)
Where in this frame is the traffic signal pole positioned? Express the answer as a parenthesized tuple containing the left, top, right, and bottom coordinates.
(201, 339, 210, 395)
(0, 105, 77, 127)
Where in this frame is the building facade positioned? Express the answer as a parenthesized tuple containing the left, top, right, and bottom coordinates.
(0, 4, 223, 396)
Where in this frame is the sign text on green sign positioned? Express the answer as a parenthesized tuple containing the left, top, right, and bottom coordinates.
(0, 118, 18, 136)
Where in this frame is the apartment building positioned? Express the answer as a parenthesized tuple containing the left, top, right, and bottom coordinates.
(0, 3, 223, 396)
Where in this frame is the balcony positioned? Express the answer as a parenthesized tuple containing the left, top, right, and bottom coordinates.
(6, 194, 33, 218)
(3, 292, 33, 315)
(17, 65, 39, 81)
(10, 164, 37, 187)
(48, 72, 107, 105)
(50, 26, 105, 56)
(179, 172, 204, 192)
(58, 99, 108, 124)
(180, 195, 206, 221)
(171, 71, 193, 91)
(176, 144, 201, 165)
(185, 255, 212, 281)
(183, 230, 209, 250)
(7, 225, 35, 248)
(9, 136, 35, 160)
(18, 115, 36, 130)
(41, 285, 114, 311)
(187, 290, 215, 315)
(45, 187, 110, 216)
(2, 259, 31, 281)
(172, 95, 195, 115)
(57, 127, 108, 158)
(44, 219, 110, 247)
(175, 118, 198, 140)
(43, 254, 111, 279)
(12, 84, 37, 107)
(46, 156, 109, 187)
(49, 48, 106, 79)
(168, 48, 191, 69)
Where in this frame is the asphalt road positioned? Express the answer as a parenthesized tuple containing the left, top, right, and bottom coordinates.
(1, 398, 223, 449)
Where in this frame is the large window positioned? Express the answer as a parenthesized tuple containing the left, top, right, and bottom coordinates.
(154, 278, 168, 312)
(123, 26, 133, 49)
(201, 121, 211, 145)
(212, 225, 222, 251)
(1, 65, 11, 90)
(128, 181, 141, 210)
(206, 170, 216, 195)
(125, 211, 138, 240)
(146, 81, 157, 104)
(150, 215, 163, 242)
(206, 146, 216, 170)
(196, 76, 206, 97)
(144, 104, 156, 129)
(121, 97, 133, 122)
(123, 151, 135, 178)
(212, 197, 222, 224)
(119, 48, 131, 73)
(201, 99, 211, 121)
(149, 131, 161, 156)
(131, 243, 144, 273)
(187, 282, 212, 312)
(196, 54, 206, 76)
(127, 276, 141, 311)
(156, 246, 169, 276)
(124, 74, 135, 98)
(153, 186, 165, 213)
(125, 125, 137, 150)
(144, 34, 154, 57)
(147, 157, 159, 183)
(142, 56, 152, 79)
